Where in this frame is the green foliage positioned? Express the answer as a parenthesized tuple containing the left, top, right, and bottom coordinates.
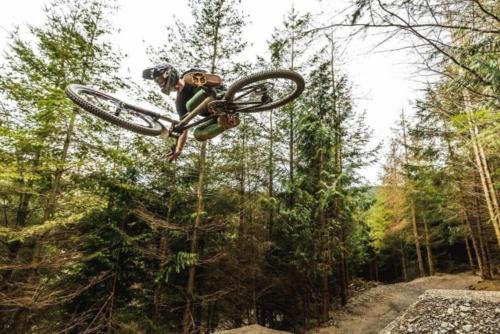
(3, 0, 495, 333)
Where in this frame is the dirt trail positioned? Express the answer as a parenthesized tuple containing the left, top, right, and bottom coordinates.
(309, 273, 480, 334)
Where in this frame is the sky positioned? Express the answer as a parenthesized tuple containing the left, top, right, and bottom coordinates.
(0, 0, 423, 184)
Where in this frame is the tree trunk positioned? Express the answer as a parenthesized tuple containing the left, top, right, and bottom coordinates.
(15, 150, 41, 226)
(329, 34, 348, 307)
(443, 121, 486, 277)
(463, 89, 500, 245)
(318, 149, 330, 323)
(238, 117, 246, 237)
(43, 108, 77, 222)
(268, 110, 274, 239)
(181, 6, 224, 330)
(474, 195, 492, 279)
(288, 28, 295, 193)
(182, 142, 207, 334)
(401, 110, 426, 277)
(16, 193, 31, 226)
(464, 237, 476, 274)
(250, 276, 257, 324)
(153, 232, 168, 324)
(410, 203, 426, 276)
(476, 136, 500, 240)
(400, 241, 408, 281)
(107, 275, 117, 333)
(443, 0, 500, 245)
(478, 222, 493, 279)
(154, 167, 177, 325)
(423, 216, 435, 276)
(338, 226, 348, 306)
(463, 208, 483, 277)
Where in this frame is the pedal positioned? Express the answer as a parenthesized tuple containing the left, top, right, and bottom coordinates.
(183, 72, 222, 87)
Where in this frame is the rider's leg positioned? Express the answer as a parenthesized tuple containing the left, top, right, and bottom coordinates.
(193, 114, 240, 141)
(193, 118, 221, 141)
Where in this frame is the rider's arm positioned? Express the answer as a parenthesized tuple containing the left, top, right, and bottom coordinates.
(168, 130, 188, 162)
(176, 130, 188, 154)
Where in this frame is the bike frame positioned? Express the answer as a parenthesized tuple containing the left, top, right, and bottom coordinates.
(154, 88, 218, 135)
(153, 83, 270, 135)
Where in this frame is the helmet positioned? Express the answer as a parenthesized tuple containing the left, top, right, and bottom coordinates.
(142, 64, 180, 94)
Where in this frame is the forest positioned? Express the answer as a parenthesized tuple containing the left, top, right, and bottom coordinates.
(0, 0, 498, 333)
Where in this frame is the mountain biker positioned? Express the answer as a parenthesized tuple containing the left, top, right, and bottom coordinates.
(143, 64, 203, 161)
(143, 64, 238, 162)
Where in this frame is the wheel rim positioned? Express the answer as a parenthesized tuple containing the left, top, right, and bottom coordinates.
(78, 89, 159, 130)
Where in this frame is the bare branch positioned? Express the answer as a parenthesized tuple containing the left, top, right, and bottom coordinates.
(375, 0, 493, 86)
(470, 0, 500, 22)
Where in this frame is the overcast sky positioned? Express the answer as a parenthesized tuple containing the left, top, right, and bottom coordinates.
(0, 0, 423, 184)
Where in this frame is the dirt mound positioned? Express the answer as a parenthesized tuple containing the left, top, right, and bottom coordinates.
(380, 289, 500, 334)
(215, 324, 291, 334)
(470, 280, 500, 291)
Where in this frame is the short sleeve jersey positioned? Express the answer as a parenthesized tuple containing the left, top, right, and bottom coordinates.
(175, 68, 207, 119)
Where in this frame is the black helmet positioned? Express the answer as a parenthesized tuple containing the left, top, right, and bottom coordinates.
(142, 64, 180, 94)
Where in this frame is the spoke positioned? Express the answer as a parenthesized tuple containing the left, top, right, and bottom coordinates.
(231, 101, 265, 106)
(234, 86, 261, 101)
(234, 81, 277, 103)
(80, 91, 156, 129)
(229, 76, 298, 112)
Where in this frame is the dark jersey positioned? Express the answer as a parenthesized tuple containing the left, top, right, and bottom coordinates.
(175, 68, 208, 119)
(175, 83, 196, 119)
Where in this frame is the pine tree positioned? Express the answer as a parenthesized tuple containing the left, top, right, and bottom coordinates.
(150, 0, 247, 331)
(0, 0, 126, 331)
(268, 7, 312, 201)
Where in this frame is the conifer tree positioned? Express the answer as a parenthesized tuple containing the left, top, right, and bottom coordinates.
(0, 0, 125, 332)
(150, 0, 247, 331)
(268, 7, 312, 199)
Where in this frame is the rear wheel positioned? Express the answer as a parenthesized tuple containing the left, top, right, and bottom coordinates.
(65, 84, 164, 136)
(224, 69, 305, 113)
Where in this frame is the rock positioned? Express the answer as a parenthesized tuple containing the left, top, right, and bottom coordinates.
(379, 289, 500, 334)
(462, 324, 472, 332)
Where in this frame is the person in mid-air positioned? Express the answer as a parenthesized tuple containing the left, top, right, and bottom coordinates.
(142, 64, 239, 162)
(143, 64, 206, 162)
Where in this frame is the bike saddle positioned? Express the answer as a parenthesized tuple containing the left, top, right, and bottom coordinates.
(183, 72, 222, 88)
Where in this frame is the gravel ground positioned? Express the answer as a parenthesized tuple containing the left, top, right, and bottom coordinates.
(310, 273, 481, 334)
(380, 289, 500, 334)
(215, 274, 494, 334)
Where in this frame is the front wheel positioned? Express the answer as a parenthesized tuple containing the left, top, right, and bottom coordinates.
(224, 69, 305, 113)
(65, 84, 164, 136)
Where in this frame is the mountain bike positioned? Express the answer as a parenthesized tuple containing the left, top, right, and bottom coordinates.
(65, 69, 304, 139)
